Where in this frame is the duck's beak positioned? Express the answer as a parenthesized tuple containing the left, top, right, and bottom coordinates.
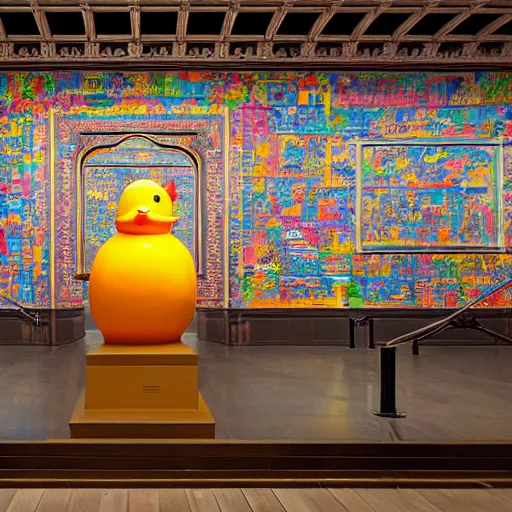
(133, 206, 150, 225)
(116, 207, 179, 226)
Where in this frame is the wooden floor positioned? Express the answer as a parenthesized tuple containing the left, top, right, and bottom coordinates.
(1, 332, 512, 441)
(2, 488, 512, 511)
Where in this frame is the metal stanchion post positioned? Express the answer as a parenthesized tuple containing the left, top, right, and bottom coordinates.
(374, 346, 406, 418)
(412, 339, 419, 356)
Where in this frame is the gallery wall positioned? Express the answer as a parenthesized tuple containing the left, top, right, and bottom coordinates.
(0, 71, 512, 309)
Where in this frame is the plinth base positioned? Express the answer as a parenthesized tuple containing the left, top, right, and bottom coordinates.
(69, 341, 215, 439)
(70, 392, 215, 439)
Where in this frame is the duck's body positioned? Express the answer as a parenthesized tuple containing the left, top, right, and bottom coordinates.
(88, 179, 197, 345)
(89, 233, 196, 344)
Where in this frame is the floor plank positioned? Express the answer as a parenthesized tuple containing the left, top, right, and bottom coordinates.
(356, 489, 442, 512)
(6, 490, 44, 512)
(213, 489, 252, 512)
(488, 489, 512, 507)
(273, 489, 347, 512)
(128, 490, 158, 512)
(242, 489, 286, 512)
(0, 490, 17, 512)
(66, 490, 102, 512)
(36, 490, 72, 512)
(3, 489, 512, 511)
(415, 489, 511, 512)
(186, 489, 221, 512)
(159, 490, 191, 512)
(471, 490, 512, 511)
(98, 490, 128, 512)
(328, 489, 376, 512)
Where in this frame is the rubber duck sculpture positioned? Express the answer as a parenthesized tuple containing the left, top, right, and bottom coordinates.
(88, 179, 197, 344)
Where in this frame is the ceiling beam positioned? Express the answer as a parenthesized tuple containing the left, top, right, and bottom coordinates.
(392, 1, 439, 41)
(221, 0, 239, 40)
(434, 1, 489, 39)
(351, 2, 391, 40)
(0, 0, 509, 7)
(477, 12, 512, 38)
(131, 5, 141, 45)
(129, 4, 141, 56)
(176, 0, 189, 41)
(307, 0, 343, 41)
(31, 1, 52, 40)
(265, 0, 293, 41)
(81, 3, 96, 40)
(401, 33, 512, 42)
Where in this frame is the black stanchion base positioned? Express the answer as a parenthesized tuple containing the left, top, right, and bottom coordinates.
(373, 411, 407, 418)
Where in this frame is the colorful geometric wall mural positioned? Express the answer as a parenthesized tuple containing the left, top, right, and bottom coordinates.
(1, 71, 512, 310)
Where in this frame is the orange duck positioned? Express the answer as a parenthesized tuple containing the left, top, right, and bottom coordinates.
(88, 179, 197, 344)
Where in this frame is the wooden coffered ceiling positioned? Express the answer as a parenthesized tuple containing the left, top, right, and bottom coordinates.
(1, 0, 512, 69)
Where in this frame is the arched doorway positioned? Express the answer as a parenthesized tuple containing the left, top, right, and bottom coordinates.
(82, 135, 199, 278)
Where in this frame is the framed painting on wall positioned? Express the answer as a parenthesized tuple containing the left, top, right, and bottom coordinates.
(356, 139, 504, 253)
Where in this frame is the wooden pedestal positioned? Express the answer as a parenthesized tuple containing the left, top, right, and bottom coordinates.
(70, 343, 215, 439)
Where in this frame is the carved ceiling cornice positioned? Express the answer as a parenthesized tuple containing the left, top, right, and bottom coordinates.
(0, 0, 511, 69)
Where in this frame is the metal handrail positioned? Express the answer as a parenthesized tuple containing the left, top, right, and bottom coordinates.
(386, 277, 512, 348)
(0, 294, 41, 327)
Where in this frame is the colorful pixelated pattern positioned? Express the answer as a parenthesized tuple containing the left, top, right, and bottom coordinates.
(1, 72, 512, 309)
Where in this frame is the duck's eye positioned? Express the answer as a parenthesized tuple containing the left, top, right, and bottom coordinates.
(153, 194, 161, 203)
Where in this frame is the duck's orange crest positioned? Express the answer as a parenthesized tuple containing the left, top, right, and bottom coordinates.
(164, 181, 178, 202)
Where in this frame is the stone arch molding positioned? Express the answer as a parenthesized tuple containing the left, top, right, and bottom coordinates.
(51, 112, 228, 309)
(79, 133, 203, 275)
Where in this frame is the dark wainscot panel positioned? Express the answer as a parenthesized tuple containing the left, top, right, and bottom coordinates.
(197, 308, 512, 347)
(0, 308, 85, 346)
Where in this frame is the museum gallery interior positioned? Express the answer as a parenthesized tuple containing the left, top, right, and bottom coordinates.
(1, 0, 512, 509)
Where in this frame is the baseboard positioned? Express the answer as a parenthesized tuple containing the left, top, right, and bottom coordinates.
(0, 441, 511, 488)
